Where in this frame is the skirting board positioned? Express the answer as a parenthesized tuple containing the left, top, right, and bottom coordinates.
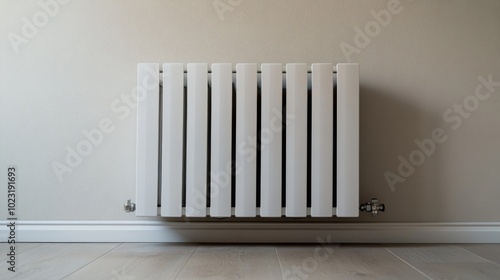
(1, 221, 500, 243)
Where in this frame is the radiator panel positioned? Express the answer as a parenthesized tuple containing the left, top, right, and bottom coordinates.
(136, 63, 359, 218)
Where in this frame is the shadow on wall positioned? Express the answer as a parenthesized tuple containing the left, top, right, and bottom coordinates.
(359, 84, 444, 222)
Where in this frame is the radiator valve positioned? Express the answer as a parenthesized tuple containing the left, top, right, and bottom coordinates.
(124, 199, 136, 213)
(360, 198, 385, 216)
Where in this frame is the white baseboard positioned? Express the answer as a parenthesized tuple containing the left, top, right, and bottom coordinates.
(1, 221, 500, 243)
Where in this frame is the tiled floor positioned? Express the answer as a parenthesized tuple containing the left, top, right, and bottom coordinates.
(1, 243, 500, 279)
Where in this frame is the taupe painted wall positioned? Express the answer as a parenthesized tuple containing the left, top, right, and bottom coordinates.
(1, 0, 499, 222)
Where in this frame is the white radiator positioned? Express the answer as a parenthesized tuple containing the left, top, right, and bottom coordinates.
(136, 63, 359, 218)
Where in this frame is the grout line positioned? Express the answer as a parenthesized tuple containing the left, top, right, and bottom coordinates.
(173, 244, 198, 280)
(60, 242, 123, 279)
(275, 246, 286, 280)
(457, 245, 500, 267)
(0, 243, 44, 261)
(385, 247, 434, 280)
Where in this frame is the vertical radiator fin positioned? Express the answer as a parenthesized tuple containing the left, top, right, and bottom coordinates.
(161, 63, 184, 217)
(136, 63, 160, 217)
(285, 63, 308, 217)
(185, 63, 208, 217)
(311, 63, 334, 217)
(235, 63, 257, 217)
(260, 63, 283, 217)
(210, 63, 233, 217)
(336, 63, 359, 217)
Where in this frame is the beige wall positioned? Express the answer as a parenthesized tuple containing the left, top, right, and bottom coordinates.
(1, 0, 499, 222)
